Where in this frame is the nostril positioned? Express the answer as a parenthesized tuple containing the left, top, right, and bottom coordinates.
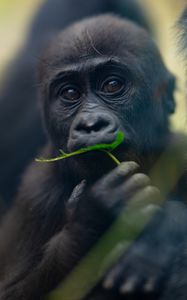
(75, 119, 110, 134)
(91, 119, 109, 132)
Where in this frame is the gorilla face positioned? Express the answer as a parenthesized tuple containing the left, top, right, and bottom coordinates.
(39, 15, 175, 171)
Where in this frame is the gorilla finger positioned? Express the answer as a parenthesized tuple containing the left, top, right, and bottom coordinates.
(120, 276, 139, 294)
(123, 187, 162, 231)
(97, 161, 139, 190)
(129, 186, 162, 210)
(103, 263, 125, 289)
(115, 173, 151, 202)
(101, 186, 161, 222)
(144, 277, 158, 293)
(67, 180, 87, 209)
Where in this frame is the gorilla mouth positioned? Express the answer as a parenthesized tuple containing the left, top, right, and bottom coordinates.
(67, 134, 116, 152)
(36, 132, 129, 164)
(67, 133, 131, 164)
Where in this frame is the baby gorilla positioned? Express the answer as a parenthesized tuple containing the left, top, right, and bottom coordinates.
(0, 15, 186, 300)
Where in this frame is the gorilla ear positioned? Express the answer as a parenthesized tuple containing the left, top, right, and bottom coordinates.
(164, 73, 176, 114)
(154, 72, 176, 114)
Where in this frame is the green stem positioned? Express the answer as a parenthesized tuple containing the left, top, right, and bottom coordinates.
(36, 150, 121, 165)
(103, 151, 121, 165)
(36, 152, 80, 163)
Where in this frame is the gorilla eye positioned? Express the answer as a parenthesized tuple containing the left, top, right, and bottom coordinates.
(102, 78, 124, 94)
(61, 87, 81, 101)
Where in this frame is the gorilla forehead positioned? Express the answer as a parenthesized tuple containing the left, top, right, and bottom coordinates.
(40, 14, 166, 85)
(44, 14, 161, 67)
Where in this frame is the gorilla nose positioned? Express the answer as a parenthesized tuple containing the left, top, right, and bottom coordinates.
(73, 113, 117, 136)
(68, 113, 119, 151)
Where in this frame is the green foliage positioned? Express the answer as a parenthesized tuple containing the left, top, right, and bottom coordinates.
(36, 131, 125, 165)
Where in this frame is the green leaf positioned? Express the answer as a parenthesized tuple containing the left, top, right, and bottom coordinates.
(35, 131, 125, 165)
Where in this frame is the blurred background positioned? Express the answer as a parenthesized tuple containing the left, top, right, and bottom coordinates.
(0, 0, 186, 206)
